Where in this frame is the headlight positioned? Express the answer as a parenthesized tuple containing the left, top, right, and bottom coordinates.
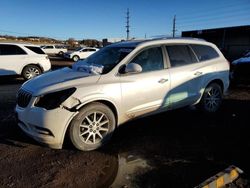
(35, 88, 76, 110)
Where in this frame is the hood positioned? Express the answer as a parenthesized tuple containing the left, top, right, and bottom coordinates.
(232, 57, 250, 65)
(22, 67, 101, 96)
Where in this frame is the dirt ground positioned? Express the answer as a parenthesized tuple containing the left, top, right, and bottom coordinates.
(0, 61, 250, 188)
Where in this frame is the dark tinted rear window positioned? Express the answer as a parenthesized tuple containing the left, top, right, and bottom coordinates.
(0, 44, 27, 55)
(44, 46, 53, 49)
(190, 44, 219, 61)
(25, 46, 45, 54)
(166, 45, 198, 67)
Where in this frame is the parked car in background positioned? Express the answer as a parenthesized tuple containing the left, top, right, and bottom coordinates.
(16, 38, 229, 151)
(0, 43, 51, 80)
(41, 45, 67, 56)
(230, 50, 250, 83)
(64, 47, 99, 62)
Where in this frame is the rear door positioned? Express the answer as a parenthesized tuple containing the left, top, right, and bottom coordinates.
(0, 44, 27, 75)
(165, 44, 204, 109)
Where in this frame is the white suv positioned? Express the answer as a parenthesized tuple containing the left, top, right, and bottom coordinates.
(0, 43, 51, 80)
(16, 38, 229, 151)
(64, 47, 99, 62)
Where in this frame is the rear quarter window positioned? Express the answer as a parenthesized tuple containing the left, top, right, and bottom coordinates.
(25, 46, 45, 54)
(190, 44, 219, 62)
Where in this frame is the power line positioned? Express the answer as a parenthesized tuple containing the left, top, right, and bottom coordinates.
(0, 29, 66, 40)
(0, 29, 34, 36)
(178, 8, 250, 24)
(177, 13, 250, 28)
(177, 2, 250, 21)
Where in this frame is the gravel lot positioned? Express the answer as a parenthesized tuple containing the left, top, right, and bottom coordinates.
(0, 59, 250, 188)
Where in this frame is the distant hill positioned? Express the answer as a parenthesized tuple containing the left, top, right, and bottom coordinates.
(0, 35, 64, 44)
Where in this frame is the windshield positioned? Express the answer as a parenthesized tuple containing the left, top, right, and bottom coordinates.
(74, 46, 134, 74)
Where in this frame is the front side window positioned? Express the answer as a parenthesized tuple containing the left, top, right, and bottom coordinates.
(130, 47, 164, 72)
(190, 44, 219, 61)
(166, 45, 197, 67)
(0, 44, 26, 55)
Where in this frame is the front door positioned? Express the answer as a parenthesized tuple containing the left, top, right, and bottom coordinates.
(120, 46, 171, 118)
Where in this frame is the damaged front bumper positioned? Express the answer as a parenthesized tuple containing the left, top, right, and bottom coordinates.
(15, 96, 78, 149)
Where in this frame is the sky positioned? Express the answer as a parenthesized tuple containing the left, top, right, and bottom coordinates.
(0, 0, 249, 40)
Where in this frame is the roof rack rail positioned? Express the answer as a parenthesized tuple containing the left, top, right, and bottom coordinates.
(149, 37, 207, 42)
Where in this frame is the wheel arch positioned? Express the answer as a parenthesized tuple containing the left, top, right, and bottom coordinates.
(62, 99, 119, 149)
(61, 99, 118, 144)
(72, 55, 80, 61)
(76, 99, 119, 126)
(205, 79, 224, 93)
(195, 78, 225, 105)
(21, 63, 44, 74)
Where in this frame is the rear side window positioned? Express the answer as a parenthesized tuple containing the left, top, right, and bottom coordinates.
(25, 46, 45, 54)
(190, 44, 219, 61)
(44, 46, 53, 49)
(0, 44, 27, 55)
(166, 45, 197, 67)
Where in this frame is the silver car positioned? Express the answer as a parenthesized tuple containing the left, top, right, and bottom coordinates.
(16, 38, 230, 151)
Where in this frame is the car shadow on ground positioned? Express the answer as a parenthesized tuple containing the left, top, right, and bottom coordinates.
(101, 95, 250, 187)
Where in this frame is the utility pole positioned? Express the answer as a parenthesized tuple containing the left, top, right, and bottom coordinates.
(126, 8, 130, 40)
(172, 15, 177, 38)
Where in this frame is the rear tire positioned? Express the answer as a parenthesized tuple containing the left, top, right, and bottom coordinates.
(22, 65, 41, 80)
(69, 102, 116, 151)
(198, 83, 222, 113)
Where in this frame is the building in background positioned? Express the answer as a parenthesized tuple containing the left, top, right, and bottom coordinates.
(182, 25, 250, 61)
(102, 38, 126, 46)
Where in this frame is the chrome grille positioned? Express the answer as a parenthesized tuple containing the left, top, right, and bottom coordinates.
(17, 89, 32, 108)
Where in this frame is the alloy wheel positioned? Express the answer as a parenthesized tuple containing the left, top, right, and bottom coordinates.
(79, 112, 110, 144)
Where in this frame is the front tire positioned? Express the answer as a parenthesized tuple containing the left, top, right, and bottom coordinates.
(198, 83, 222, 113)
(58, 51, 64, 56)
(72, 55, 80, 62)
(22, 65, 41, 80)
(69, 102, 116, 151)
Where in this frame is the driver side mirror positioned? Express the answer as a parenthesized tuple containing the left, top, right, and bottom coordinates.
(124, 63, 142, 74)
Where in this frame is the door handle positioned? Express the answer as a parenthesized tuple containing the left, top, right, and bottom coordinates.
(158, 78, 168, 84)
(194, 71, 203, 76)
